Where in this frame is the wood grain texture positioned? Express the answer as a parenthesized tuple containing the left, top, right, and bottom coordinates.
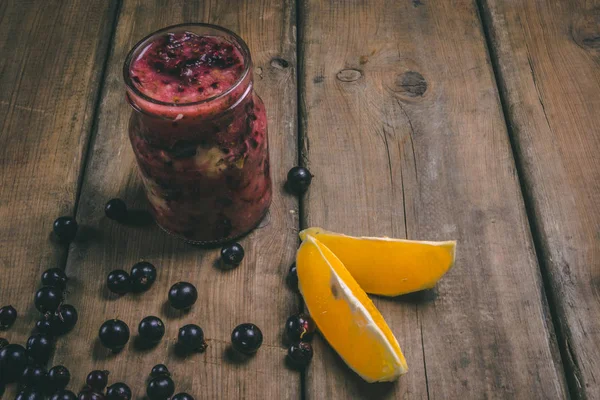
(0, 0, 116, 373)
(299, 0, 568, 398)
(480, 1, 600, 398)
(51, 0, 299, 398)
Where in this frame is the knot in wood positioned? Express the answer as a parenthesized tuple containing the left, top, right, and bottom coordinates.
(270, 58, 289, 69)
(571, 9, 600, 51)
(336, 69, 362, 82)
(395, 71, 427, 97)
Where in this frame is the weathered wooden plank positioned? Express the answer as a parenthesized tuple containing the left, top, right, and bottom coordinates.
(52, 0, 299, 398)
(0, 0, 116, 379)
(299, 0, 568, 398)
(480, 1, 600, 398)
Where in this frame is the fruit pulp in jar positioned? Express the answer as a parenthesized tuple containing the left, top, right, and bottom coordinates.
(127, 31, 271, 243)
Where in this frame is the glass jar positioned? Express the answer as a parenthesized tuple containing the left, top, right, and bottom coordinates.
(123, 24, 272, 244)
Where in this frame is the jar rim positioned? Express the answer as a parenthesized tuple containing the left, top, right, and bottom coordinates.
(123, 23, 252, 107)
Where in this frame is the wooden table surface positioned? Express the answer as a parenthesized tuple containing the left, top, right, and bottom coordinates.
(1, 0, 598, 399)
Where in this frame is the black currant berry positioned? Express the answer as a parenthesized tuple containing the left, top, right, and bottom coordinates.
(220, 243, 244, 268)
(287, 341, 313, 369)
(231, 323, 263, 355)
(15, 388, 45, 400)
(150, 364, 170, 378)
(99, 319, 130, 352)
(0, 343, 29, 383)
(26, 333, 54, 365)
(76, 390, 105, 400)
(106, 382, 131, 400)
(41, 268, 69, 291)
(20, 365, 48, 389)
(106, 270, 132, 295)
(35, 316, 57, 336)
(286, 263, 298, 291)
(138, 316, 165, 345)
(130, 262, 157, 293)
(172, 393, 194, 400)
(146, 376, 175, 400)
(54, 304, 78, 336)
(286, 166, 313, 194)
(86, 370, 109, 392)
(34, 286, 63, 314)
(105, 199, 128, 222)
(168, 282, 198, 310)
(177, 324, 207, 353)
(53, 216, 78, 242)
(0, 305, 17, 330)
(285, 313, 316, 342)
(50, 390, 77, 400)
(47, 365, 71, 391)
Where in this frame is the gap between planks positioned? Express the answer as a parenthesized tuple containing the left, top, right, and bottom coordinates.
(475, 1, 578, 399)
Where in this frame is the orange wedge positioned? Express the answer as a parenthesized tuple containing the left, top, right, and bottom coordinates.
(296, 235, 408, 382)
(299, 227, 456, 296)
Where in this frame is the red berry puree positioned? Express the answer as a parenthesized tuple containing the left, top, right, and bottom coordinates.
(125, 30, 271, 243)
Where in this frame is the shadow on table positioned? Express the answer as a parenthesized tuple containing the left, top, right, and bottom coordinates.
(384, 289, 438, 304)
(322, 342, 399, 399)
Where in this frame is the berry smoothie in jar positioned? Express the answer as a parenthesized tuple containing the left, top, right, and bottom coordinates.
(123, 24, 271, 244)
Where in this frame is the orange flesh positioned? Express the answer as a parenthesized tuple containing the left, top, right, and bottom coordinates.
(300, 228, 456, 296)
(297, 236, 407, 382)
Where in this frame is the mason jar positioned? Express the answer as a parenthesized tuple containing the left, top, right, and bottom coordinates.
(123, 23, 271, 244)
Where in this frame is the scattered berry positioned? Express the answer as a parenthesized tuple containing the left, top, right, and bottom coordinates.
(231, 323, 263, 354)
(76, 390, 105, 400)
(0, 343, 29, 383)
(172, 393, 194, 400)
(286, 166, 313, 194)
(20, 365, 48, 389)
(50, 390, 77, 400)
(106, 382, 132, 400)
(26, 333, 54, 364)
(177, 324, 207, 352)
(286, 263, 298, 291)
(105, 199, 128, 222)
(130, 262, 157, 292)
(138, 316, 165, 345)
(47, 365, 71, 391)
(285, 313, 316, 342)
(53, 216, 78, 242)
(220, 243, 244, 267)
(36, 316, 57, 335)
(41, 268, 69, 291)
(34, 286, 64, 314)
(0, 305, 17, 329)
(168, 282, 198, 310)
(86, 370, 109, 392)
(0, 337, 8, 348)
(107, 270, 132, 295)
(146, 376, 175, 400)
(287, 341, 313, 369)
(15, 388, 45, 400)
(54, 304, 78, 336)
(150, 364, 170, 378)
(99, 319, 130, 352)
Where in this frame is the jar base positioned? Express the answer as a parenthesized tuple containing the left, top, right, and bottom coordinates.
(156, 210, 270, 247)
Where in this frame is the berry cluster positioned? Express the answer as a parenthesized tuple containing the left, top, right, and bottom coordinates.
(146, 365, 192, 400)
(1, 166, 316, 396)
(284, 313, 315, 369)
(107, 261, 157, 296)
